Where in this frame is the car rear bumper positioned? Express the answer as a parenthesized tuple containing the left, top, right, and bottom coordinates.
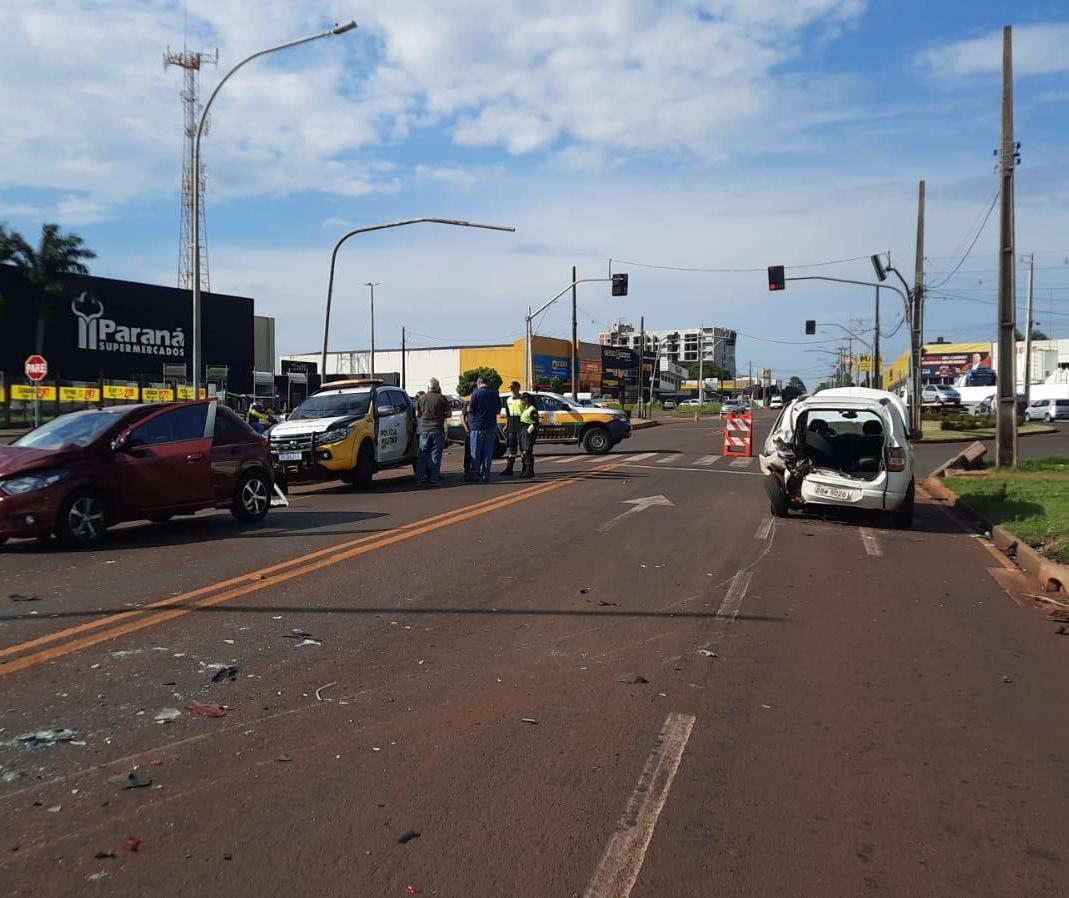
(800, 482, 908, 511)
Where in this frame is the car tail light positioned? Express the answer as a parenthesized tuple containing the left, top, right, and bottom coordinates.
(258, 434, 269, 447)
(887, 447, 907, 472)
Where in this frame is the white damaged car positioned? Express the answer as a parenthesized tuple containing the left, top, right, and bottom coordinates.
(759, 387, 918, 527)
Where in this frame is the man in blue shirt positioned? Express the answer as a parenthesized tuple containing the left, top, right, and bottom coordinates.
(467, 376, 501, 483)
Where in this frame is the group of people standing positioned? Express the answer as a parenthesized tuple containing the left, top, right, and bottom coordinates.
(414, 378, 539, 485)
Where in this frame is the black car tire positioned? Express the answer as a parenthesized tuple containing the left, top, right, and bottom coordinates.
(1046, 414, 1054, 423)
(581, 426, 612, 455)
(56, 489, 109, 548)
(346, 440, 376, 488)
(891, 479, 915, 529)
(231, 470, 271, 523)
(764, 474, 790, 518)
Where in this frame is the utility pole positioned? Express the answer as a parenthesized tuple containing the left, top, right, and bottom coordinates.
(638, 316, 645, 417)
(910, 180, 926, 433)
(401, 326, 406, 393)
(571, 265, 578, 400)
(698, 323, 704, 409)
(996, 25, 1018, 467)
(873, 286, 881, 389)
(1023, 253, 1034, 407)
(365, 282, 379, 378)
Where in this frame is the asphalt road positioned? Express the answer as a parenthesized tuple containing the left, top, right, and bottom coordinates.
(2, 415, 1068, 897)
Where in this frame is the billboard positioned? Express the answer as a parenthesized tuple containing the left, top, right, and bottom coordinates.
(921, 343, 992, 380)
(0, 267, 255, 393)
(532, 353, 572, 384)
(600, 345, 638, 397)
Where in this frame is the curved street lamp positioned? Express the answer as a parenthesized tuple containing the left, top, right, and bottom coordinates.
(320, 218, 516, 377)
(191, 20, 358, 394)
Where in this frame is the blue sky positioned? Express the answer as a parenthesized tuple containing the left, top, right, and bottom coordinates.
(1, 1, 1067, 386)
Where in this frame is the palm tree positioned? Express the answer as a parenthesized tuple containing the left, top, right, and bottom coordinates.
(0, 223, 96, 353)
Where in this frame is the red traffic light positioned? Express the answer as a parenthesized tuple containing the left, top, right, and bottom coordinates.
(768, 265, 785, 291)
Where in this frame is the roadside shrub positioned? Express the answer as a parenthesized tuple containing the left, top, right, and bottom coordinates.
(941, 413, 995, 431)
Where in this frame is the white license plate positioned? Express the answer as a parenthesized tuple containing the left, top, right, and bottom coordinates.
(278, 451, 303, 462)
(814, 484, 852, 501)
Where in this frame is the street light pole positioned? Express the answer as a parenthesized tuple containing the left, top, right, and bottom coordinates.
(365, 282, 379, 377)
(320, 218, 515, 377)
(192, 20, 357, 395)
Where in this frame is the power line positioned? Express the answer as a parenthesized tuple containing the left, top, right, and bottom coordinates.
(926, 187, 1000, 290)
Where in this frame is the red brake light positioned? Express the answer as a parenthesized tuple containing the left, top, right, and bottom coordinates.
(887, 447, 906, 472)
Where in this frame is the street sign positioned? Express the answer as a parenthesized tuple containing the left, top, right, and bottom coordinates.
(25, 354, 48, 382)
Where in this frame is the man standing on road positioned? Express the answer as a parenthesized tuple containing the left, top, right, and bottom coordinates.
(415, 379, 450, 486)
(467, 376, 500, 483)
(501, 381, 524, 476)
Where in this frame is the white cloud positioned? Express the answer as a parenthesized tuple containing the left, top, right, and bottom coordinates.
(916, 22, 1069, 78)
(0, 0, 868, 221)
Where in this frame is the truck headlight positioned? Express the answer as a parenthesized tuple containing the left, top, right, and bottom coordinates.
(1, 469, 70, 495)
(318, 425, 352, 445)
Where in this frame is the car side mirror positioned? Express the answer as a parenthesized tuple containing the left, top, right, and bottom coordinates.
(110, 433, 130, 452)
(376, 404, 394, 416)
(908, 428, 923, 441)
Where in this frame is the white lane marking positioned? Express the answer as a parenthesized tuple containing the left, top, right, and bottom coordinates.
(582, 712, 696, 898)
(624, 452, 658, 462)
(596, 495, 676, 533)
(715, 570, 753, 622)
(620, 463, 762, 477)
(754, 516, 774, 541)
(729, 457, 753, 468)
(859, 528, 883, 557)
(656, 455, 676, 463)
(693, 454, 720, 466)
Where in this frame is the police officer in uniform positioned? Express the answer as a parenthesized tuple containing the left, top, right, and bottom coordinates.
(501, 381, 524, 476)
(519, 392, 539, 478)
(247, 401, 268, 434)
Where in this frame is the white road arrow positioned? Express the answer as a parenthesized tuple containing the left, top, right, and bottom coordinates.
(596, 495, 675, 532)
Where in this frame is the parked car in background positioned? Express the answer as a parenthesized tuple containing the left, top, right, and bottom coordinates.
(769, 395, 784, 409)
(661, 398, 677, 410)
(1024, 398, 1069, 423)
(759, 387, 916, 527)
(0, 402, 273, 548)
(921, 385, 961, 408)
(677, 398, 702, 408)
(974, 394, 1028, 415)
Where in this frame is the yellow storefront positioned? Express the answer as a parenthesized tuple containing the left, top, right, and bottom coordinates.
(458, 335, 576, 392)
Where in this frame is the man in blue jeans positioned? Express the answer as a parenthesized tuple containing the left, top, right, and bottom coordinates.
(467, 376, 501, 483)
(415, 378, 450, 485)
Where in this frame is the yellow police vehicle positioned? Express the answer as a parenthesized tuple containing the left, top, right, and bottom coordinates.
(269, 380, 417, 487)
(447, 391, 631, 455)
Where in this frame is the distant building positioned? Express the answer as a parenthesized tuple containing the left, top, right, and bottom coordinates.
(598, 322, 736, 376)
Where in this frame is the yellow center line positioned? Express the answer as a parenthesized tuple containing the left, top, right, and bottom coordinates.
(0, 459, 627, 677)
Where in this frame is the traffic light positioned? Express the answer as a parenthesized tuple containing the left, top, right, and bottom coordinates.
(611, 273, 628, 296)
(805, 320, 816, 335)
(768, 265, 785, 291)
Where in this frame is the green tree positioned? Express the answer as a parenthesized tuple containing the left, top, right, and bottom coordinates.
(816, 381, 830, 392)
(457, 366, 503, 396)
(0, 222, 96, 353)
(788, 376, 807, 393)
(547, 376, 566, 394)
(679, 359, 729, 382)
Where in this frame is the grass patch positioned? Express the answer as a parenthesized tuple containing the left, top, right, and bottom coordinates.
(945, 467, 1069, 564)
(920, 419, 1054, 442)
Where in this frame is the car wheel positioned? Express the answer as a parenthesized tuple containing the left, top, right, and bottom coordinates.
(891, 479, 915, 529)
(348, 440, 376, 488)
(56, 490, 109, 548)
(764, 475, 790, 518)
(1046, 414, 1054, 423)
(231, 470, 271, 523)
(581, 426, 612, 454)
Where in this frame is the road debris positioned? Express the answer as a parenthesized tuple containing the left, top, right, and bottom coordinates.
(579, 586, 594, 594)
(315, 682, 337, 702)
(597, 600, 620, 607)
(616, 673, 650, 684)
(407, 887, 424, 894)
(284, 629, 319, 640)
(9, 593, 41, 602)
(398, 830, 421, 844)
(108, 772, 153, 790)
(154, 708, 181, 724)
(1049, 610, 1069, 623)
(17, 728, 76, 748)
(122, 836, 142, 853)
(699, 647, 717, 658)
(86, 872, 108, 881)
(520, 717, 538, 725)
(47, 805, 62, 813)
(94, 851, 117, 859)
(1002, 676, 1013, 684)
(210, 665, 240, 683)
(185, 700, 228, 718)
(294, 639, 321, 648)
(1056, 625, 1068, 636)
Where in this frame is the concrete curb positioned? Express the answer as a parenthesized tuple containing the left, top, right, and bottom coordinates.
(918, 425, 1058, 445)
(631, 420, 659, 431)
(924, 474, 1069, 601)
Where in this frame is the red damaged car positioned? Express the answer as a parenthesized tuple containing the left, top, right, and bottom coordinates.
(0, 401, 273, 548)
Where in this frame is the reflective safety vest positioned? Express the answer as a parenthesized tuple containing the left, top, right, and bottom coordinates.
(506, 396, 524, 417)
(248, 407, 266, 422)
(520, 405, 538, 433)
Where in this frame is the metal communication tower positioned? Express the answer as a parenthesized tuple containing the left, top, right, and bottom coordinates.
(164, 46, 217, 292)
